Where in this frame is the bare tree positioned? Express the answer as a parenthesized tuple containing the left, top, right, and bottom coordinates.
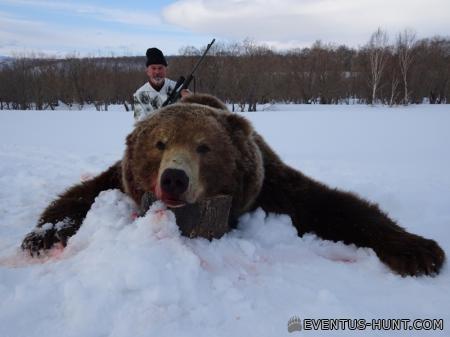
(367, 28, 389, 104)
(396, 29, 416, 105)
(1, 35, 449, 109)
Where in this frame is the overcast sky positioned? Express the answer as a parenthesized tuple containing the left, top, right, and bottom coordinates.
(1, 0, 449, 57)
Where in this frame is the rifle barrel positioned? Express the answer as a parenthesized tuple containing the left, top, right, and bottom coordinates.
(161, 38, 216, 106)
(190, 38, 216, 75)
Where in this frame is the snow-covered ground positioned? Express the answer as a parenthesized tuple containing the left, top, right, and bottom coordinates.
(0, 104, 449, 337)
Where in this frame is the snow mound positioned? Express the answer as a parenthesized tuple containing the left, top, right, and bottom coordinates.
(0, 189, 382, 337)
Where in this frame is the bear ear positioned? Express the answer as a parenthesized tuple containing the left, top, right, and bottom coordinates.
(224, 114, 253, 137)
(181, 94, 229, 111)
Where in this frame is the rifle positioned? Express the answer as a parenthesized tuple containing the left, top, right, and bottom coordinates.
(162, 38, 216, 107)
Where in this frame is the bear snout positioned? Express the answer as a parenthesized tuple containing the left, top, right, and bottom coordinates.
(160, 168, 189, 199)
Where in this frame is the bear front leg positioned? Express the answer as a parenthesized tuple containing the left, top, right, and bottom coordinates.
(255, 153, 445, 276)
(21, 161, 123, 256)
(297, 182, 445, 276)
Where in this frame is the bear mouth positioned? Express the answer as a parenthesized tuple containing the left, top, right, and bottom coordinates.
(153, 187, 188, 208)
(162, 197, 187, 208)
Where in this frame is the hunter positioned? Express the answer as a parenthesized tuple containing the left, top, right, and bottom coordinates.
(133, 47, 189, 121)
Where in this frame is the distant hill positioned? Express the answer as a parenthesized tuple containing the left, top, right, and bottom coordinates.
(0, 56, 13, 64)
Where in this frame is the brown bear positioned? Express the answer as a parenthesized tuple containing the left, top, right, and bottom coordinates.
(21, 94, 445, 277)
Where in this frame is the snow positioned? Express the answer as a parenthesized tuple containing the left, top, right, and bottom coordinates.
(1, 104, 449, 337)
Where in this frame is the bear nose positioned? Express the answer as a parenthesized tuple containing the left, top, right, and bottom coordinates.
(160, 168, 189, 197)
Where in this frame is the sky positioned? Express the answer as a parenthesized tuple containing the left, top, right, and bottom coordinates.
(0, 0, 449, 57)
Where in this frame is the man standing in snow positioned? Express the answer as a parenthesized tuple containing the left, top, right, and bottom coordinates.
(133, 47, 189, 121)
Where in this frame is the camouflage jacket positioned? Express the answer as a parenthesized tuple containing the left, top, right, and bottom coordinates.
(133, 79, 177, 121)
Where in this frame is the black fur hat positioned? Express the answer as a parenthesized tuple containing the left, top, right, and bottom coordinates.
(146, 47, 167, 67)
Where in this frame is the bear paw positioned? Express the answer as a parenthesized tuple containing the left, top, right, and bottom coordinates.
(376, 233, 445, 276)
(21, 221, 77, 256)
(21, 226, 59, 256)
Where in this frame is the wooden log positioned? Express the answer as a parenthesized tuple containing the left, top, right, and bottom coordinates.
(140, 192, 232, 240)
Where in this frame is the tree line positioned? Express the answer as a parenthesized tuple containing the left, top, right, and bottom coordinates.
(0, 30, 448, 111)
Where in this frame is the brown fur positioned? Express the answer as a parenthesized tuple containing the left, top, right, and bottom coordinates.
(21, 95, 445, 276)
(181, 93, 229, 111)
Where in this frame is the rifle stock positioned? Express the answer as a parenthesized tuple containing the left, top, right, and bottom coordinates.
(162, 76, 185, 107)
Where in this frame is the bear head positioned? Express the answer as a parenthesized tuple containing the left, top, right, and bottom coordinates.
(122, 96, 264, 221)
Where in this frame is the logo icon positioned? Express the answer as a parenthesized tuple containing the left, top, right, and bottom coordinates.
(288, 316, 302, 333)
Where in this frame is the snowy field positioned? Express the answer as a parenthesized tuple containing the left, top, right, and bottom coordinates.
(0, 104, 449, 337)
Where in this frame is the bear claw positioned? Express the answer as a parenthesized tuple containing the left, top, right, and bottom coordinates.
(21, 230, 54, 257)
(21, 229, 58, 256)
(376, 234, 445, 276)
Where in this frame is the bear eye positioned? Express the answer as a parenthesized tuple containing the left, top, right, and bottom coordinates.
(156, 141, 166, 151)
(196, 144, 210, 154)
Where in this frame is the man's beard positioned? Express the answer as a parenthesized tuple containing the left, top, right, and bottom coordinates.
(151, 76, 164, 86)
